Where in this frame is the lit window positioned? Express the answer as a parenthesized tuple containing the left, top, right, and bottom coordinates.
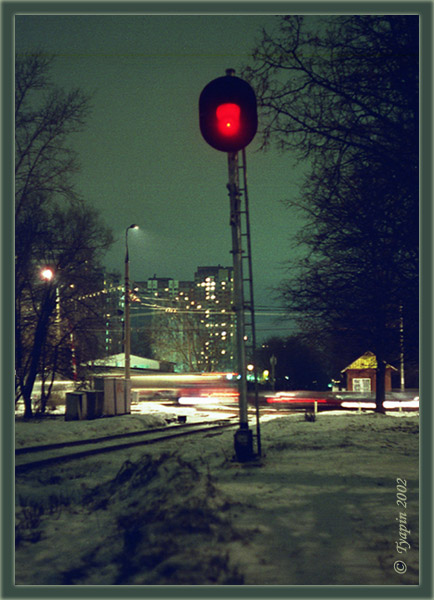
(353, 378, 371, 392)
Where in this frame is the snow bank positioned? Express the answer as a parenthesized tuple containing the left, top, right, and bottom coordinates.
(15, 410, 419, 587)
(15, 412, 171, 448)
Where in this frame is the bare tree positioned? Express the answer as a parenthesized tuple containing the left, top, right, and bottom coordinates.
(149, 309, 209, 372)
(15, 51, 113, 417)
(15, 51, 90, 220)
(244, 16, 418, 410)
(148, 305, 235, 373)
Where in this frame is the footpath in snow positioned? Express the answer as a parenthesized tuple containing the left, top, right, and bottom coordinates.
(15, 409, 419, 586)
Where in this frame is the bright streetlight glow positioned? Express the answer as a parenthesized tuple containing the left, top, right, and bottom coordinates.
(40, 267, 54, 281)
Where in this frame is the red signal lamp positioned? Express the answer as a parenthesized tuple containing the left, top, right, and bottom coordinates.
(199, 71, 257, 152)
(216, 103, 241, 136)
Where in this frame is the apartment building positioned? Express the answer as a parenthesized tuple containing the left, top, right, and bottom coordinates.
(193, 266, 235, 371)
(101, 266, 235, 372)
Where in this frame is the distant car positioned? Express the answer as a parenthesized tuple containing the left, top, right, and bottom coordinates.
(264, 391, 342, 411)
(178, 384, 238, 406)
(134, 389, 178, 402)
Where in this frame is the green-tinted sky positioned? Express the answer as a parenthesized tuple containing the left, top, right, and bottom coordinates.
(15, 13, 308, 339)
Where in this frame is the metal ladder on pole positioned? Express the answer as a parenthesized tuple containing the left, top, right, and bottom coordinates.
(237, 148, 261, 457)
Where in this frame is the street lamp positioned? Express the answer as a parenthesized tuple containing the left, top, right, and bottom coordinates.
(40, 267, 60, 333)
(124, 225, 139, 404)
(40, 267, 80, 382)
(40, 267, 54, 282)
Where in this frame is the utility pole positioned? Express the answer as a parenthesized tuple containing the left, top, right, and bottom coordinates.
(270, 354, 277, 392)
(399, 304, 405, 390)
(124, 224, 138, 412)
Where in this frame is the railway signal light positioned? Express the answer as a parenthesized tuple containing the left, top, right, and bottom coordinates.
(199, 70, 257, 152)
(216, 103, 241, 136)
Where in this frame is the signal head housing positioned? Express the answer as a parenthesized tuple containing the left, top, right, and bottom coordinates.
(199, 72, 258, 152)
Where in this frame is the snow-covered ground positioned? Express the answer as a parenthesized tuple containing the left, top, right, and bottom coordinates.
(15, 407, 419, 587)
(15, 402, 223, 448)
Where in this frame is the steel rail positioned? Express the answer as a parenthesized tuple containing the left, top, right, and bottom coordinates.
(15, 419, 234, 456)
(15, 420, 237, 473)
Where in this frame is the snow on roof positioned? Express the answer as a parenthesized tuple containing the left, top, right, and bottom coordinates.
(342, 351, 377, 371)
(88, 353, 161, 370)
(341, 351, 397, 372)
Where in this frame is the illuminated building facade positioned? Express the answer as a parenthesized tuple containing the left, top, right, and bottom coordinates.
(101, 266, 235, 372)
(138, 276, 197, 371)
(102, 272, 124, 356)
(193, 266, 235, 371)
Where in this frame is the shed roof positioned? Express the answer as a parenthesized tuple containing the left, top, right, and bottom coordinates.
(88, 353, 161, 370)
(341, 351, 397, 373)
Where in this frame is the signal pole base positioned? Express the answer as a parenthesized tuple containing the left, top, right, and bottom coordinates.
(234, 426, 254, 462)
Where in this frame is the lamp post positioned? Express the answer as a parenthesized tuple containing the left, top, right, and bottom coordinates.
(270, 354, 277, 392)
(124, 225, 138, 406)
(40, 267, 60, 336)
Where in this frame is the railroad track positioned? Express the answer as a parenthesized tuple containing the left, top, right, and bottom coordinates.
(15, 418, 238, 473)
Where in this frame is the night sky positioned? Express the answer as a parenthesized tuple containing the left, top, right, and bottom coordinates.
(15, 13, 309, 340)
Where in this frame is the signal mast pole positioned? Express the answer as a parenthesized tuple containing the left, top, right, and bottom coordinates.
(199, 68, 258, 461)
(227, 150, 253, 461)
